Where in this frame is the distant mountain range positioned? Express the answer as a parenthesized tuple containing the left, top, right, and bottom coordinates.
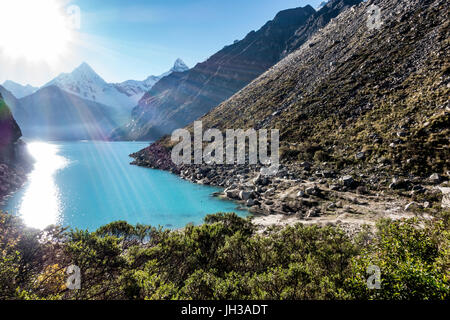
(114, 58, 189, 104)
(112, 0, 361, 141)
(2, 59, 189, 140)
(15, 85, 121, 140)
(0, 82, 119, 140)
(1, 80, 38, 99)
(43, 62, 135, 110)
(43, 59, 188, 110)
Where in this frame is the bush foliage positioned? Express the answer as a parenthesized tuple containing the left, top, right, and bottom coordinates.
(0, 211, 448, 300)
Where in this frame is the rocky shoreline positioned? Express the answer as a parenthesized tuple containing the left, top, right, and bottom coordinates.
(0, 140, 32, 206)
(0, 163, 29, 206)
(130, 142, 449, 231)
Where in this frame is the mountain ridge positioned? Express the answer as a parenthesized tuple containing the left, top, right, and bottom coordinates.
(185, 0, 449, 177)
(112, 4, 320, 140)
(43, 62, 136, 110)
(113, 0, 362, 141)
(16, 85, 121, 140)
(41, 59, 189, 111)
(7, 59, 188, 140)
(1, 80, 38, 99)
(113, 58, 189, 104)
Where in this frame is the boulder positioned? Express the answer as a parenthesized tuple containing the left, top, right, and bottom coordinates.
(355, 151, 365, 160)
(389, 177, 411, 190)
(341, 175, 355, 188)
(405, 202, 422, 211)
(438, 187, 450, 209)
(327, 202, 337, 210)
(300, 161, 312, 170)
(253, 174, 270, 186)
(306, 208, 321, 218)
(225, 189, 239, 199)
(246, 199, 255, 207)
(429, 173, 441, 184)
(297, 190, 306, 198)
(239, 190, 253, 201)
(330, 184, 341, 191)
(305, 186, 320, 196)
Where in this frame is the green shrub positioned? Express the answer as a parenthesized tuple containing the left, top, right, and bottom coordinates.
(0, 211, 448, 300)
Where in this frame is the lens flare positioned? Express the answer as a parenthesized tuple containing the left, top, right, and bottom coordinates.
(0, 0, 74, 63)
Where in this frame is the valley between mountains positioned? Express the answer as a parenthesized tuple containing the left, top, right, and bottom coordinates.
(0, 0, 448, 301)
(0, 0, 448, 232)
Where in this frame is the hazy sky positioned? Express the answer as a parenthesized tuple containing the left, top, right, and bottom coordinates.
(0, 0, 323, 87)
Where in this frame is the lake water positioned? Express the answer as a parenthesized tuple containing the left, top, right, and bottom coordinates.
(2, 141, 247, 231)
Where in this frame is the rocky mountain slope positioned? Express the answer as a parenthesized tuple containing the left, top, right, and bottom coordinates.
(1, 80, 38, 99)
(194, 0, 449, 178)
(283, 0, 362, 56)
(0, 93, 31, 203)
(115, 1, 361, 141)
(132, 0, 449, 227)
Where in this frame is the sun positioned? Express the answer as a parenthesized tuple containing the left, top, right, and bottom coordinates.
(0, 0, 74, 63)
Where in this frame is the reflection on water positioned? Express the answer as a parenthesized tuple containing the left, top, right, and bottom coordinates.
(4, 141, 248, 231)
(18, 142, 68, 229)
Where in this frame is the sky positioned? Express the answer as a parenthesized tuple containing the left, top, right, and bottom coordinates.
(0, 0, 323, 87)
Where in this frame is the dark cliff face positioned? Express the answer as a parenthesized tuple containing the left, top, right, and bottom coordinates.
(114, 5, 318, 141)
(0, 92, 32, 201)
(0, 92, 22, 161)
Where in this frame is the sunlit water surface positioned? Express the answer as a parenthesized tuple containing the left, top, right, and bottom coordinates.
(2, 141, 247, 230)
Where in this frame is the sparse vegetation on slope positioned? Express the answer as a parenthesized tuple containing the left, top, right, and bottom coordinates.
(192, 0, 449, 178)
(131, 0, 449, 229)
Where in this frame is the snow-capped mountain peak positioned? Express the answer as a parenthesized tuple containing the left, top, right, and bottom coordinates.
(44, 62, 134, 110)
(70, 62, 107, 85)
(42, 59, 190, 110)
(171, 58, 189, 73)
(45, 62, 107, 90)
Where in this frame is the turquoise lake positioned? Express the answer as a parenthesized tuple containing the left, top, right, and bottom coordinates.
(2, 141, 247, 231)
